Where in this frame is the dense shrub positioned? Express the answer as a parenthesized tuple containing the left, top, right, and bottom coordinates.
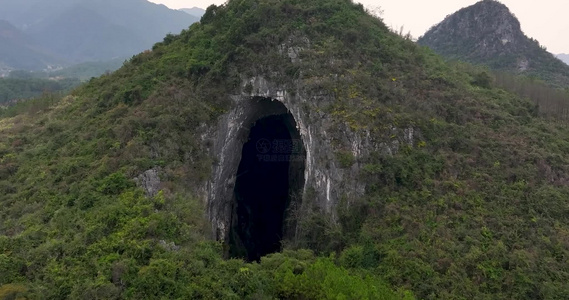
(1, 0, 569, 299)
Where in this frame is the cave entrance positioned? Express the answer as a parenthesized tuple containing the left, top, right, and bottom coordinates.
(229, 103, 305, 262)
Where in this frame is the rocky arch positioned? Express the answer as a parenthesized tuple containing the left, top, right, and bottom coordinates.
(229, 109, 306, 261)
(205, 76, 379, 257)
(207, 95, 307, 260)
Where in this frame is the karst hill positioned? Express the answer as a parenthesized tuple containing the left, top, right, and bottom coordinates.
(418, 0, 569, 88)
(1, 0, 569, 299)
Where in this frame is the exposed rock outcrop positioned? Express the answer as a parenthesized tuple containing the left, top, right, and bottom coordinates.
(134, 167, 161, 198)
(204, 35, 419, 243)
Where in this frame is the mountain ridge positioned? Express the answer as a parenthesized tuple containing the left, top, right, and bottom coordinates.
(180, 7, 205, 18)
(0, 0, 199, 69)
(0, 19, 62, 72)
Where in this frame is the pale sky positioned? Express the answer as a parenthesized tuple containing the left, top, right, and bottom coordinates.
(149, 0, 569, 54)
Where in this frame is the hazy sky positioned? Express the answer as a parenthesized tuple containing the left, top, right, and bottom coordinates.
(149, 0, 569, 54)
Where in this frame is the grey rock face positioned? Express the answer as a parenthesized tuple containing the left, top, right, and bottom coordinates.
(205, 82, 418, 242)
(159, 240, 180, 252)
(419, 0, 527, 59)
(200, 37, 418, 243)
(418, 0, 569, 87)
(135, 168, 161, 198)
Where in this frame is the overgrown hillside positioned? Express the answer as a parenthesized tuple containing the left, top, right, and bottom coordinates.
(1, 0, 569, 299)
(0, 77, 79, 105)
(418, 0, 569, 88)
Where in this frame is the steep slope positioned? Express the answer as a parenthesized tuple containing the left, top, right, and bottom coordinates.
(418, 0, 569, 87)
(0, 20, 61, 72)
(2, 0, 569, 299)
(0, 0, 198, 65)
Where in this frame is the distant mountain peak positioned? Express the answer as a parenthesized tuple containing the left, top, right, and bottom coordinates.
(419, 0, 523, 58)
(0, 20, 19, 38)
(418, 0, 569, 87)
(180, 7, 205, 18)
(0, 19, 61, 72)
(0, 0, 199, 69)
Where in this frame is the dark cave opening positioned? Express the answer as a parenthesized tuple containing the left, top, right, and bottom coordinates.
(229, 110, 305, 262)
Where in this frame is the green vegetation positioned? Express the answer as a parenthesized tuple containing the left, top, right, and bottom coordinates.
(1, 0, 569, 299)
(494, 71, 569, 121)
(0, 93, 63, 118)
(0, 77, 79, 105)
(49, 58, 126, 81)
(0, 59, 123, 108)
